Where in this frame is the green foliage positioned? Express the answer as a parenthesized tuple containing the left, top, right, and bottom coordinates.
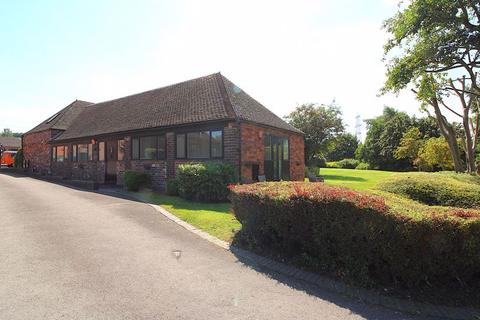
(394, 127, 423, 162)
(326, 159, 359, 169)
(378, 172, 480, 208)
(231, 182, 480, 290)
(13, 149, 23, 168)
(176, 162, 237, 202)
(124, 171, 151, 192)
(165, 179, 179, 196)
(326, 133, 359, 161)
(285, 103, 344, 161)
(0, 128, 22, 137)
(360, 107, 414, 171)
(355, 162, 370, 170)
(416, 136, 454, 171)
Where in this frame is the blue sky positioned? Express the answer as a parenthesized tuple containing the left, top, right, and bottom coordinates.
(0, 0, 419, 137)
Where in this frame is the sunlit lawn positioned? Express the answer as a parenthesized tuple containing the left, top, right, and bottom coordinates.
(320, 168, 395, 190)
(142, 192, 240, 242)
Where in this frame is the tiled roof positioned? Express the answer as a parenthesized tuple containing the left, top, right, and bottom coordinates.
(48, 73, 302, 141)
(25, 100, 93, 134)
(0, 136, 21, 148)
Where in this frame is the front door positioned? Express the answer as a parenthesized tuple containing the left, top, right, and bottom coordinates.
(264, 135, 290, 181)
(105, 140, 118, 184)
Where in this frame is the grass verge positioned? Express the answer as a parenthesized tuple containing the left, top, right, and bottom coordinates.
(320, 168, 395, 190)
(141, 192, 239, 242)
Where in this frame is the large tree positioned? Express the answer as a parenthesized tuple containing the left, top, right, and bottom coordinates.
(285, 103, 344, 162)
(383, 0, 480, 173)
(359, 107, 413, 170)
(326, 133, 359, 161)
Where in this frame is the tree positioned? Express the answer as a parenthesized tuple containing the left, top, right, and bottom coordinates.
(326, 133, 359, 161)
(417, 137, 455, 171)
(395, 127, 424, 165)
(383, 0, 480, 173)
(359, 107, 413, 170)
(285, 103, 344, 162)
(0, 128, 22, 137)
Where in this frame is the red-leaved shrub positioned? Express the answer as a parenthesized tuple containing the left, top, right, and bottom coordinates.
(230, 182, 480, 290)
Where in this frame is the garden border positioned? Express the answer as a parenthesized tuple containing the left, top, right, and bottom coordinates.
(100, 188, 479, 320)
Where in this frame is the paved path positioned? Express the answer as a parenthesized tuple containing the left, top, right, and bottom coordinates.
(0, 173, 429, 320)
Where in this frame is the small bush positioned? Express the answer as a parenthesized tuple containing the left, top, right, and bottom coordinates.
(166, 179, 179, 196)
(326, 161, 339, 168)
(176, 162, 236, 202)
(305, 166, 320, 177)
(124, 171, 151, 192)
(378, 172, 480, 209)
(307, 157, 326, 168)
(355, 162, 370, 170)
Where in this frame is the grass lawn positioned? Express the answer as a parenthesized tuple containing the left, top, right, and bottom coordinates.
(142, 192, 240, 242)
(320, 168, 395, 190)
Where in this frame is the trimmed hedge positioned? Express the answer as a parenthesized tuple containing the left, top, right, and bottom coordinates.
(326, 159, 360, 169)
(176, 162, 236, 202)
(355, 162, 370, 170)
(378, 172, 480, 209)
(230, 182, 480, 289)
(124, 171, 151, 191)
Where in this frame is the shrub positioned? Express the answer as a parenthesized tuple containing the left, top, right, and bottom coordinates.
(13, 149, 23, 168)
(337, 158, 360, 169)
(378, 172, 480, 209)
(176, 162, 236, 202)
(355, 162, 370, 170)
(305, 166, 320, 177)
(326, 161, 339, 168)
(166, 179, 179, 196)
(307, 157, 326, 168)
(230, 182, 480, 290)
(124, 171, 151, 192)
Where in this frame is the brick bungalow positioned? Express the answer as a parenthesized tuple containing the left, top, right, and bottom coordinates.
(23, 73, 305, 189)
(0, 136, 22, 152)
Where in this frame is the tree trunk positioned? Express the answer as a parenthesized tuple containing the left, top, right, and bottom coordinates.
(462, 108, 476, 173)
(431, 98, 465, 172)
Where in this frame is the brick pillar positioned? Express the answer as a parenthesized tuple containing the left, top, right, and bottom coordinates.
(166, 132, 175, 179)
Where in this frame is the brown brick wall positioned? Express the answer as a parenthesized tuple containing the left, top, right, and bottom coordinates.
(240, 123, 305, 183)
(23, 130, 59, 175)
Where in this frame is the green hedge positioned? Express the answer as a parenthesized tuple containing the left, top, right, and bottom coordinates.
(326, 158, 360, 169)
(378, 172, 480, 209)
(230, 182, 480, 289)
(355, 162, 370, 170)
(124, 171, 151, 192)
(176, 162, 236, 202)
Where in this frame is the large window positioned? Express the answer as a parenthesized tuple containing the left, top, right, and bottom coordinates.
(264, 134, 289, 181)
(131, 135, 166, 160)
(78, 144, 89, 161)
(52, 146, 66, 162)
(176, 130, 223, 159)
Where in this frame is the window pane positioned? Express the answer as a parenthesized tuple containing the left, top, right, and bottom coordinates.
(52, 147, 56, 161)
(264, 135, 271, 160)
(132, 138, 139, 160)
(176, 134, 185, 158)
(65, 146, 69, 161)
(211, 131, 223, 158)
(88, 144, 93, 161)
(99, 142, 105, 161)
(158, 135, 166, 159)
(140, 136, 157, 160)
(187, 131, 210, 158)
(56, 146, 65, 162)
(72, 145, 77, 161)
(118, 140, 125, 161)
(283, 138, 289, 160)
(78, 144, 88, 161)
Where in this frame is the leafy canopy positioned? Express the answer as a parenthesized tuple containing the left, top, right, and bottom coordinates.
(285, 103, 344, 161)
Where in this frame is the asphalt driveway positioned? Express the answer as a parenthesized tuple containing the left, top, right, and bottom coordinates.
(0, 172, 426, 320)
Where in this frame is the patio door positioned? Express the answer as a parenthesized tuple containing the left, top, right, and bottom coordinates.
(264, 134, 290, 181)
(105, 140, 118, 184)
